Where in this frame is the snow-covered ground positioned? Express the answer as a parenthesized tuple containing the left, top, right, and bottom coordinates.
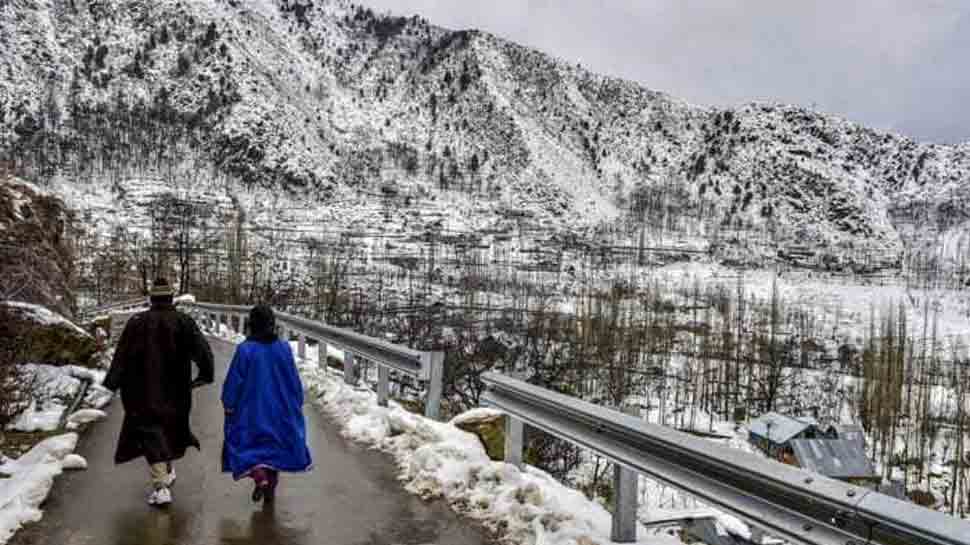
(0, 434, 85, 544)
(6, 365, 109, 433)
(656, 261, 970, 351)
(304, 361, 688, 545)
(0, 352, 107, 542)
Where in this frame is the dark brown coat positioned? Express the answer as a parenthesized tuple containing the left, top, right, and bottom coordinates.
(104, 302, 214, 464)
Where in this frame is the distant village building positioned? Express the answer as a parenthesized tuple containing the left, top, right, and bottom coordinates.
(789, 439, 879, 486)
(747, 412, 819, 459)
(749, 415, 886, 493)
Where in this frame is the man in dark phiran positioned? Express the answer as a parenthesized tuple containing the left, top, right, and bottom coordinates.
(104, 278, 214, 507)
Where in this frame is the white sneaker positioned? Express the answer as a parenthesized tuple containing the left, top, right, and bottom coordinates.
(163, 469, 176, 488)
(147, 487, 172, 507)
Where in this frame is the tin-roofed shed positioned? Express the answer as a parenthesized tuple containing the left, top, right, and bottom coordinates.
(789, 438, 878, 485)
(747, 412, 818, 457)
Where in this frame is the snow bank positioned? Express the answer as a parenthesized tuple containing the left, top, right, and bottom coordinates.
(66, 409, 106, 427)
(6, 400, 64, 433)
(60, 454, 87, 471)
(0, 433, 80, 543)
(299, 360, 680, 545)
(83, 384, 113, 410)
(7, 364, 111, 432)
(450, 407, 505, 427)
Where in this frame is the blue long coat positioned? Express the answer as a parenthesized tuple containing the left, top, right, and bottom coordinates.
(221, 339, 312, 479)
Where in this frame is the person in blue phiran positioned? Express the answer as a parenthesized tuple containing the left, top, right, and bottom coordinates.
(222, 304, 312, 503)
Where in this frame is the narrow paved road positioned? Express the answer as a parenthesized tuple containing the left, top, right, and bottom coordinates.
(12, 338, 490, 545)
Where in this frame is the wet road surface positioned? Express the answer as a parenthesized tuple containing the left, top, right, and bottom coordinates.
(11, 338, 490, 545)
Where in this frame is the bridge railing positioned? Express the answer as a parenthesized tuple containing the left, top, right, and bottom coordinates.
(482, 372, 970, 545)
(184, 301, 445, 420)
(79, 297, 149, 322)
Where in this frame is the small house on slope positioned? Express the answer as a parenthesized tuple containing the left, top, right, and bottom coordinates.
(748, 412, 818, 459)
(789, 438, 879, 486)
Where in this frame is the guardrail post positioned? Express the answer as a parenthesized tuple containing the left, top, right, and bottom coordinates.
(377, 365, 390, 407)
(297, 333, 306, 359)
(343, 352, 356, 386)
(423, 351, 445, 420)
(611, 407, 640, 543)
(504, 416, 524, 468)
(318, 342, 329, 369)
(240, 314, 248, 336)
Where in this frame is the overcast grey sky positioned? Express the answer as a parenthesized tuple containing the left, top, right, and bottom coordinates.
(361, 0, 970, 144)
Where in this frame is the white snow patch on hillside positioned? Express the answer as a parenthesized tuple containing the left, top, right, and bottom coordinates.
(654, 261, 970, 349)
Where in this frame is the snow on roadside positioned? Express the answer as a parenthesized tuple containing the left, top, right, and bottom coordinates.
(65, 409, 106, 429)
(6, 401, 64, 433)
(298, 361, 681, 545)
(6, 364, 110, 432)
(204, 327, 679, 544)
(0, 433, 82, 544)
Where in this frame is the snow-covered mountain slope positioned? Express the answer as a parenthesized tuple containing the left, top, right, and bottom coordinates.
(1, 0, 969, 262)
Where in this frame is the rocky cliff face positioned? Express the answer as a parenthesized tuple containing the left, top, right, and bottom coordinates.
(1, 0, 968, 264)
(0, 176, 76, 316)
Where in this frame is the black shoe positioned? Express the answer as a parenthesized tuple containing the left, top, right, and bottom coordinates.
(252, 483, 267, 502)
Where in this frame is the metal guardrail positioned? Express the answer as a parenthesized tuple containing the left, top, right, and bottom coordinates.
(79, 297, 148, 321)
(184, 301, 445, 420)
(481, 372, 970, 545)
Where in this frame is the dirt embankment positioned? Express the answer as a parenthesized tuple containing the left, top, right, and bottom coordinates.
(0, 176, 76, 317)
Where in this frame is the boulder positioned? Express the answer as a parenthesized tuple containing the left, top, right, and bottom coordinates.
(451, 408, 507, 461)
(0, 302, 98, 367)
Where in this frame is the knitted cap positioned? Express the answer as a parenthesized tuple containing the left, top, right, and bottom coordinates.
(150, 278, 175, 297)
